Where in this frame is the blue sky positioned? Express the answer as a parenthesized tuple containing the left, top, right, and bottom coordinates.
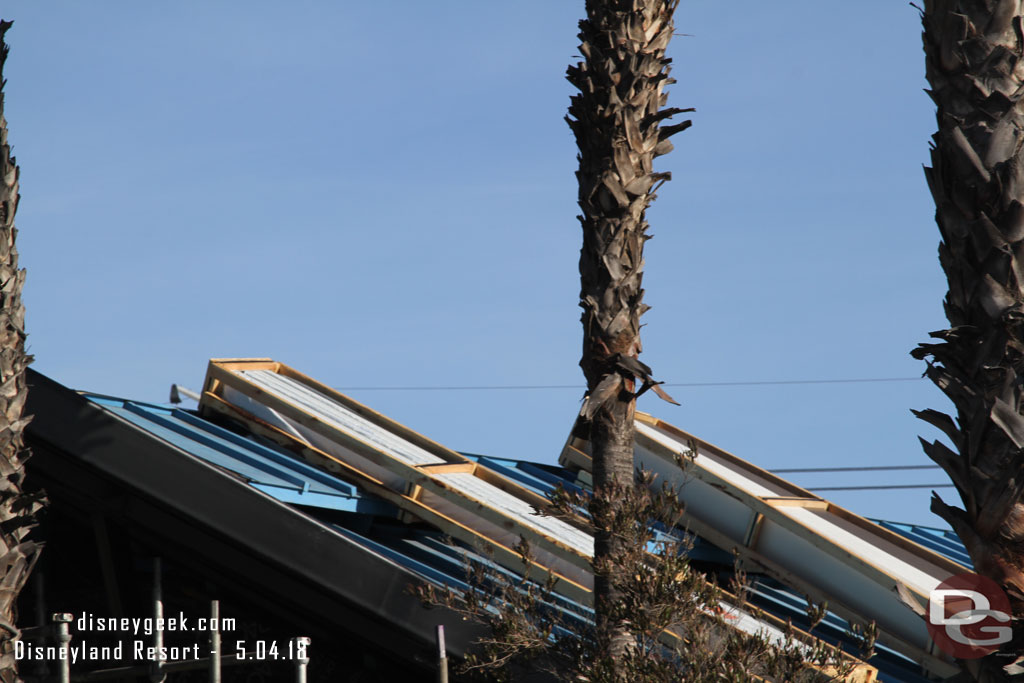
(3, 2, 953, 525)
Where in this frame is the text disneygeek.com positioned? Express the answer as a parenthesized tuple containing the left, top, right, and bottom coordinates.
(15, 611, 247, 665)
(72, 612, 237, 636)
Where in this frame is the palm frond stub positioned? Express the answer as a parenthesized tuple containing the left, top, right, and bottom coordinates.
(567, 0, 689, 670)
(0, 19, 44, 683)
(915, 1, 1024, 675)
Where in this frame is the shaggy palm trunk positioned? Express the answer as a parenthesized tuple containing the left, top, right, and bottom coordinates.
(915, 2, 1024, 678)
(566, 0, 688, 672)
(0, 21, 43, 683)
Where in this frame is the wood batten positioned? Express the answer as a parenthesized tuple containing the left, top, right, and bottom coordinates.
(763, 498, 830, 509)
(415, 463, 477, 475)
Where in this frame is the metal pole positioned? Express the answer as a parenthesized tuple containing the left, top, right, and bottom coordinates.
(53, 612, 73, 683)
(293, 637, 310, 683)
(436, 625, 448, 683)
(208, 600, 221, 683)
(150, 558, 165, 683)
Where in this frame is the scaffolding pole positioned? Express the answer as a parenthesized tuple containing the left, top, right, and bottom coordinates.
(209, 600, 221, 683)
(53, 612, 73, 683)
(293, 637, 310, 683)
(150, 558, 165, 683)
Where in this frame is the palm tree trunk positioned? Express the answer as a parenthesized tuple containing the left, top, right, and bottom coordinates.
(566, 0, 688, 673)
(915, 1, 1024, 677)
(0, 20, 44, 683)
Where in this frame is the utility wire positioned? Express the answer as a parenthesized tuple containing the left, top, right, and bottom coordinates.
(335, 376, 923, 392)
(333, 378, 949, 490)
(772, 464, 939, 473)
(667, 377, 922, 387)
(787, 464, 950, 491)
(808, 484, 954, 492)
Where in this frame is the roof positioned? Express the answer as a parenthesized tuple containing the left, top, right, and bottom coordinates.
(24, 361, 970, 682)
(561, 413, 966, 678)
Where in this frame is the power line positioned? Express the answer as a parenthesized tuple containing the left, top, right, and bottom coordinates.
(772, 464, 939, 474)
(668, 377, 921, 387)
(334, 376, 923, 392)
(333, 379, 948, 489)
(338, 384, 581, 391)
(807, 484, 954, 492)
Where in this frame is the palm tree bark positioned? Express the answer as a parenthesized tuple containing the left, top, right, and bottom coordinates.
(566, 0, 688, 672)
(914, 1, 1024, 677)
(0, 20, 44, 683)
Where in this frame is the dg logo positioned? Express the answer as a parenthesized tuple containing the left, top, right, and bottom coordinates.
(927, 573, 1012, 659)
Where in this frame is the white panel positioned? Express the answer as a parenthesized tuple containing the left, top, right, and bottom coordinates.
(635, 444, 754, 542)
(636, 422, 792, 498)
(223, 385, 311, 445)
(639, 420, 949, 594)
(242, 370, 444, 466)
(781, 507, 942, 596)
(237, 370, 593, 561)
(436, 472, 594, 557)
(224, 382, 407, 490)
(221, 367, 802, 643)
(755, 519, 929, 649)
(418, 488, 593, 589)
(637, 419, 955, 660)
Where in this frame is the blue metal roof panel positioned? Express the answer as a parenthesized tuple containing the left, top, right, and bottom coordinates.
(356, 527, 596, 631)
(872, 520, 971, 569)
(251, 483, 399, 515)
(169, 408, 362, 492)
(86, 396, 372, 507)
(330, 524, 470, 591)
(469, 454, 585, 496)
(101, 403, 299, 487)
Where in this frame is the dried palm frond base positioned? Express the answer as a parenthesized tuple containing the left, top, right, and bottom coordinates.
(0, 19, 45, 683)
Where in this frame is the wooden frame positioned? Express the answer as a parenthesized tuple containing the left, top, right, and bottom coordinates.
(201, 360, 596, 582)
(560, 412, 961, 678)
(202, 359, 595, 568)
(199, 359, 876, 681)
(200, 390, 595, 604)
